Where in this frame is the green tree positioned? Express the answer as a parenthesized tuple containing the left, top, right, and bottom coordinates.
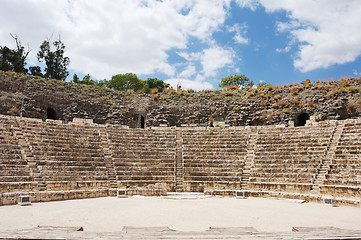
(145, 78, 170, 92)
(0, 34, 30, 74)
(107, 73, 144, 91)
(37, 38, 70, 81)
(80, 74, 96, 85)
(72, 73, 80, 83)
(0, 46, 13, 71)
(219, 74, 253, 88)
(29, 66, 43, 77)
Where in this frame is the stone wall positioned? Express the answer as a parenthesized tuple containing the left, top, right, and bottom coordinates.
(1, 71, 361, 128)
(0, 114, 360, 206)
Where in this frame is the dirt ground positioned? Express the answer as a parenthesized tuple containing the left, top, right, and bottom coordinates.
(1, 196, 361, 234)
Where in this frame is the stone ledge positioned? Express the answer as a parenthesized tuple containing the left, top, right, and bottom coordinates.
(0, 189, 110, 206)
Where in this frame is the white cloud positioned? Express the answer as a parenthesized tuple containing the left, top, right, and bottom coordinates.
(235, 0, 259, 11)
(258, 0, 361, 72)
(227, 23, 249, 44)
(178, 64, 196, 78)
(0, 0, 231, 80)
(177, 45, 236, 83)
(353, 70, 361, 77)
(276, 46, 291, 53)
(165, 78, 213, 91)
(201, 45, 235, 77)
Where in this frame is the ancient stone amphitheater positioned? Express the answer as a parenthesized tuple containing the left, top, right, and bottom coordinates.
(1, 113, 360, 207)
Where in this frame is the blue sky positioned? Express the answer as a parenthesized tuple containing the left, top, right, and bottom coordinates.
(1, 0, 361, 90)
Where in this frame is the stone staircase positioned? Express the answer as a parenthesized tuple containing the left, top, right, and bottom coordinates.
(312, 123, 344, 193)
(241, 131, 257, 189)
(175, 130, 184, 192)
(14, 120, 47, 191)
(98, 128, 118, 190)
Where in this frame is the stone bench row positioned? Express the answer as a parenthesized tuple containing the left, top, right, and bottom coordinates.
(33, 156, 106, 162)
(41, 175, 109, 181)
(184, 171, 242, 179)
(109, 140, 175, 146)
(251, 167, 319, 174)
(0, 182, 38, 193)
(110, 148, 176, 154)
(0, 175, 34, 182)
(0, 169, 31, 176)
(249, 177, 314, 184)
(183, 161, 244, 167)
(28, 138, 104, 147)
(44, 180, 111, 191)
(32, 150, 104, 157)
(329, 163, 361, 169)
(0, 154, 23, 160)
(183, 154, 247, 159)
(320, 185, 361, 198)
(0, 163, 29, 169)
(247, 182, 313, 193)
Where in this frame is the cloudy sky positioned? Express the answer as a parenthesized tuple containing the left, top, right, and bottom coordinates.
(1, 0, 361, 90)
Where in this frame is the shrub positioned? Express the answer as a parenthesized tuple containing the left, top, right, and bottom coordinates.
(266, 84, 275, 91)
(282, 108, 292, 114)
(308, 101, 315, 107)
(327, 89, 337, 98)
(247, 91, 255, 97)
(274, 95, 281, 100)
(289, 85, 303, 95)
(346, 86, 361, 93)
(260, 101, 266, 107)
(227, 85, 240, 90)
(277, 100, 287, 107)
(292, 98, 299, 105)
(339, 77, 349, 88)
(9, 106, 18, 114)
(346, 101, 355, 111)
(152, 94, 158, 100)
(335, 88, 346, 95)
(302, 79, 311, 88)
(357, 100, 361, 112)
(150, 88, 158, 94)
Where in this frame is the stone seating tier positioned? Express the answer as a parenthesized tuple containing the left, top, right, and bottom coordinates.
(0, 114, 360, 205)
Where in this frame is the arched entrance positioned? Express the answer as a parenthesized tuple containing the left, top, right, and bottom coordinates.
(47, 107, 57, 120)
(140, 115, 145, 129)
(295, 112, 309, 127)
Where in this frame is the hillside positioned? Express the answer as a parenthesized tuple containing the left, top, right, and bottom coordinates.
(0, 70, 360, 127)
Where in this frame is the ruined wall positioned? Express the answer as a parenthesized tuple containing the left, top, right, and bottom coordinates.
(1, 71, 361, 128)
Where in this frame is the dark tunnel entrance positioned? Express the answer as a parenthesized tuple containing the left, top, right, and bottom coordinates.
(295, 112, 309, 127)
(140, 115, 145, 129)
(47, 107, 57, 120)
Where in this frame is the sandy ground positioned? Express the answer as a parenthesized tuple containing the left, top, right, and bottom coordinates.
(0, 196, 361, 233)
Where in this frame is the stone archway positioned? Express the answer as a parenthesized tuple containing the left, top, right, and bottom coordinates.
(47, 107, 57, 120)
(295, 112, 309, 127)
(140, 115, 145, 129)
